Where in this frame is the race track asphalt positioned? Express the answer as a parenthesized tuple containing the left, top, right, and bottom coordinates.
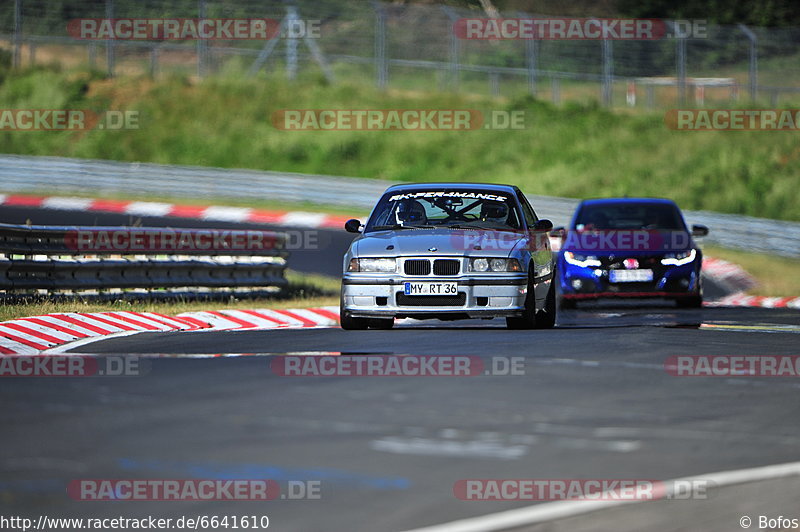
(1, 205, 798, 531)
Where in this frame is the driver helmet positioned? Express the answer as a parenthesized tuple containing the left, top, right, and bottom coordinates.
(395, 200, 427, 225)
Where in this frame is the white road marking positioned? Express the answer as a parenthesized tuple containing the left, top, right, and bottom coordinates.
(44, 330, 144, 353)
(370, 437, 528, 460)
(402, 460, 800, 532)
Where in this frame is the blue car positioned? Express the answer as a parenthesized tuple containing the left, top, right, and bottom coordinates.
(556, 198, 708, 308)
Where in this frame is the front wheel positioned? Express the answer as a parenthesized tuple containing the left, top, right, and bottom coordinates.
(533, 279, 557, 329)
(368, 318, 394, 330)
(676, 295, 703, 308)
(340, 290, 369, 330)
(559, 296, 577, 310)
(507, 272, 557, 330)
(340, 309, 369, 330)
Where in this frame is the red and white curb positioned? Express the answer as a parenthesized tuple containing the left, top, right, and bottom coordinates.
(0, 311, 206, 355)
(175, 306, 339, 331)
(706, 294, 800, 309)
(701, 256, 757, 291)
(0, 194, 353, 229)
(0, 307, 340, 355)
(701, 257, 800, 308)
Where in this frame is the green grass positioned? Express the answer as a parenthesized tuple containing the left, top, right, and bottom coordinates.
(0, 270, 340, 322)
(1, 65, 799, 221)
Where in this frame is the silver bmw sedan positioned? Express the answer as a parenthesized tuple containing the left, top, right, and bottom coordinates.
(340, 183, 556, 330)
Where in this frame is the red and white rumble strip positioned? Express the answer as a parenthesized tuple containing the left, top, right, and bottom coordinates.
(701, 257, 757, 291)
(175, 306, 339, 331)
(706, 294, 800, 309)
(0, 307, 340, 355)
(0, 311, 204, 355)
(0, 194, 351, 229)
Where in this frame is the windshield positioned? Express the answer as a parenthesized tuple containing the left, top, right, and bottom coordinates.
(573, 202, 686, 231)
(365, 189, 523, 233)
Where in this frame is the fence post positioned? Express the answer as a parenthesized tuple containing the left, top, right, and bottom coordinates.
(286, 4, 299, 80)
(525, 38, 538, 97)
(551, 77, 560, 105)
(738, 24, 758, 102)
(489, 71, 499, 97)
(675, 22, 686, 106)
(374, 2, 388, 89)
(197, 0, 207, 78)
(105, 0, 115, 77)
(150, 46, 159, 78)
(602, 37, 613, 106)
(442, 6, 460, 91)
(13, 0, 21, 68)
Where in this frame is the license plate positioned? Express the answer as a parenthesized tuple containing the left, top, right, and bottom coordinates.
(404, 282, 458, 295)
(610, 269, 653, 283)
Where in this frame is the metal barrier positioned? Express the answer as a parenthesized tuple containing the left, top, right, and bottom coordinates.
(3, 154, 800, 258)
(0, 223, 289, 296)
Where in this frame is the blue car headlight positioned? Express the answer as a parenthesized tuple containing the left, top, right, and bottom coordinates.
(661, 249, 696, 266)
(563, 251, 602, 268)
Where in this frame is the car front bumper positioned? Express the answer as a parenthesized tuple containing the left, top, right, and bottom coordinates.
(558, 259, 701, 300)
(342, 275, 528, 319)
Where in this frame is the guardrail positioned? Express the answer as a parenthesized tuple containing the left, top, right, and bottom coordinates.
(2, 155, 799, 258)
(0, 223, 289, 298)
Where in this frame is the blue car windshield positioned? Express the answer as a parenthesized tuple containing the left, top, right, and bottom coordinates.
(574, 203, 686, 231)
(365, 189, 522, 233)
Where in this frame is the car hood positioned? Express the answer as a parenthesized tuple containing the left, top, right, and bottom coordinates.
(354, 228, 525, 257)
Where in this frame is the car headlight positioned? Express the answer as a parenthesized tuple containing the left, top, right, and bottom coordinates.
(348, 258, 396, 273)
(563, 251, 602, 267)
(661, 249, 696, 266)
(469, 258, 522, 272)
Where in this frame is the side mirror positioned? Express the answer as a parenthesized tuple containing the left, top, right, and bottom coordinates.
(534, 219, 554, 231)
(691, 224, 709, 237)
(344, 219, 362, 233)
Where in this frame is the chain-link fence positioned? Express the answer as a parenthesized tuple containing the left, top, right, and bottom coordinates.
(1, 0, 798, 107)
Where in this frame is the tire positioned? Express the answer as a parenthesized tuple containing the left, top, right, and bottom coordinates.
(559, 297, 577, 310)
(340, 309, 369, 330)
(368, 318, 394, 330)
(676, 295, 703, 308)
(339, 290, 369, 330)
(533, 279, 557, 329)
(507, 270, 557, 330)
